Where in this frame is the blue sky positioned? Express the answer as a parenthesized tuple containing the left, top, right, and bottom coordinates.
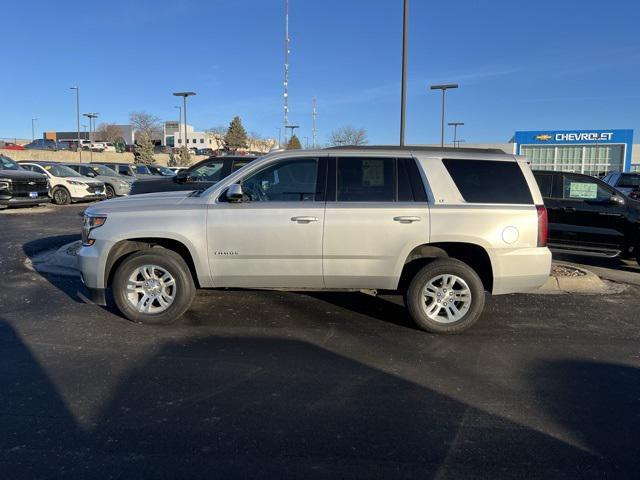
(2, 0, 639, 145)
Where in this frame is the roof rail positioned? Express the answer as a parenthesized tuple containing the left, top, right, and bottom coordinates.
(324, 145, 506, 154)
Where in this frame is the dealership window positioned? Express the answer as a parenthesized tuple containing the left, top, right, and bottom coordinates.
(177, 139, 182, 144)
(521, 144, 625, 175)
(200, 139, 204, 143)
(521, 146, 555, 170)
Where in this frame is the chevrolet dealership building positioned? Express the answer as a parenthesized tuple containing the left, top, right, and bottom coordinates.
(513, 129, 636, 175)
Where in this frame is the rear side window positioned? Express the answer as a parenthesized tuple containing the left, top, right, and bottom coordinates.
(337, 157, 394, 202)
(443, 159, 533, 204)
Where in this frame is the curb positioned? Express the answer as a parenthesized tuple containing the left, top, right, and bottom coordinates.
(532, 263, 621, 295)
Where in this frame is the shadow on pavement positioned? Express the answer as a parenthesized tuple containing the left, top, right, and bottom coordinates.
(3, 316, 638, 478)
(554, 252, 640, 274)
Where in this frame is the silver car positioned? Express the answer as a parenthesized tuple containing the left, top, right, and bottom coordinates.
(64, 163, 132, 198)
(78, 146, 551, 334)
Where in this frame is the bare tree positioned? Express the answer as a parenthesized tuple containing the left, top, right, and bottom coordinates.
(96, 123, 123, 143)
(328, 126, 368, 146)
(129, 111, 162, 140)
(206, 126, 227, 136)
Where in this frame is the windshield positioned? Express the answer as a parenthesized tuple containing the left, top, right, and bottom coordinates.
(91, 164, 119, 176)
(0, 155, 21, 170)
(618, 174, 640, 189)
(133, 165, 152, 175)
(158, 166, 175, 175)
(43, 164, 84, 177)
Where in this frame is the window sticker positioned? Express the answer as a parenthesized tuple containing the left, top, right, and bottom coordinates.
(569, 182, 597, 199)
(362, 160, 385, 187)
(44, 165, 52, 170)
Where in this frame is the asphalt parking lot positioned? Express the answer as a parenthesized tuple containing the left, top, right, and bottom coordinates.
(2, 204, 640, 479)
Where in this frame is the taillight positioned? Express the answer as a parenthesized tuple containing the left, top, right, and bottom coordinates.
(536, 205, 548, 247)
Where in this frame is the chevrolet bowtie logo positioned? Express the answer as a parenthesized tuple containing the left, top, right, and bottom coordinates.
(535, 134, 553, 141)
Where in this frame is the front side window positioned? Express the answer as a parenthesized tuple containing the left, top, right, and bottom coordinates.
(241, 158, 319, 202)
(190, 161, 224, 182)
(562, 175, 613, 202)
(337, 157, 394, 202)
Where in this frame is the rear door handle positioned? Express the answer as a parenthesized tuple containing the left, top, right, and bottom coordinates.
(393, 216, 421, 223)
(291, 216, 319, 223)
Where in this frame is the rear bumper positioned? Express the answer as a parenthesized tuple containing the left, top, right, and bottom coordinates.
(492, 247, 552, 295)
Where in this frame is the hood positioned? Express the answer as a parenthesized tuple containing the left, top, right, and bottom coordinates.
(0, 169, 47, 180)
(85, 189, 200, 215)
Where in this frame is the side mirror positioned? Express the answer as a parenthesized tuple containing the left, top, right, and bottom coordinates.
(175, 170, 189, 183)
(226, 184, 244, 202)
(610, 194, 625, 206)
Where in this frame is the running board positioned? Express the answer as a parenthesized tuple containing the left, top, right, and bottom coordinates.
(549, 245, 621, 258)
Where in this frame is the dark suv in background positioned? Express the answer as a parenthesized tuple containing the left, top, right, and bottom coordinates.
(534, 170, 640, 264)
(130, 156, 255, 195)
(601, 172, 640, 200)
(0, 155, 49, 209)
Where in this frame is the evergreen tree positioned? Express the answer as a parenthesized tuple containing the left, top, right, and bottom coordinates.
(286, 134, 302, 150)
(134, 132, 156, 165)
(224, 116, 249, 151)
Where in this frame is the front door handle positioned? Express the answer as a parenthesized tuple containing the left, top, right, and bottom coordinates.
(393, 216, 421, 223)
(562, 207, 576, 213)
(291, 216, 319, 223)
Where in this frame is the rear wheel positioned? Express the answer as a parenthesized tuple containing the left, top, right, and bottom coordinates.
(405, 258, 485, 334)
(52, 186, 71, 205)
(112, 248, 195, 325)
(105, 184, 115, 199)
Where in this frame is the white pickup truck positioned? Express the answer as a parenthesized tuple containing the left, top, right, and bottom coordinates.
(78, 146, 551, 333)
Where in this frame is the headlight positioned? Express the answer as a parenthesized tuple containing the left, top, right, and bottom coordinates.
(82, 214, 107, 246)
(68, 180, 85, 186)
(0, 178, 12, 190)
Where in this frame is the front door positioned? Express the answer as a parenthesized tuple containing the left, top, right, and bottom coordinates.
(207, 156, 326, 288)
(323, 156, 430, 289)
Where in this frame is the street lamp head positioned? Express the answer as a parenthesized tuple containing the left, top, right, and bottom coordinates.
(430, 83, 459, 91)
(448, 122, 464, 126)
(70, 86, 78, 90)
(173, 92, 196, 97)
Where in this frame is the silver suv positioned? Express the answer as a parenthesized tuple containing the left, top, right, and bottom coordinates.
(78, 146, 551, 333)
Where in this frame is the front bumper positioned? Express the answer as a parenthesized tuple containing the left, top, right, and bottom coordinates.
(73, 193, 107, 202)
(0, 195, 51, 208)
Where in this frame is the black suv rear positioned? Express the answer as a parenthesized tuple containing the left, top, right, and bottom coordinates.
(533, 170, 640, 264)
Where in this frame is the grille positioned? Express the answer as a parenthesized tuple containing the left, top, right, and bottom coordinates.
(86, 183, 104, 194)
(12, 178, 48, 194)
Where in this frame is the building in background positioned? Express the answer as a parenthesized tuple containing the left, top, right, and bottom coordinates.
(513, 129, 635, 174)
(162, 122, 222, 150)
(45, 125, 137, 146)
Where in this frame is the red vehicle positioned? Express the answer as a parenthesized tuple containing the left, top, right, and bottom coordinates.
(1, 143, 25, 151)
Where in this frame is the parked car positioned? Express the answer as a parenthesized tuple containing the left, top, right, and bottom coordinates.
(103, 143, 117, 153)
(78, 146, 551, 333)
(195, 148, 216, 156)
(129, 156, 255, 195)
(19, 161, 106, 205)
(63, 163, 132, 199)
(533, 170, 640, 264)
(601, 172, 640, 200)
(147, 165, 176, 176)
(168, 166, 188, 174)
(23, 139, 59, 151)
(0, 155, 49, 209)
(1, 142, 25, 151)
(92, 162, 155, 179)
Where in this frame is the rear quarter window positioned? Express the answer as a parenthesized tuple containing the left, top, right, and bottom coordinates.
(443, 159, 533, 204)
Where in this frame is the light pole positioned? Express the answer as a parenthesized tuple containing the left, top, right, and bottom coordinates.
(399, 0, 409, 146)
(430, 83, 458, 147)
(277, 127, 282, 148)
(70, 87, 82, 162)
(174, 106, 182, 148)
(448, 121, 464, 148)
(173, 92, 196, 151)
(31, 118, 37, 141)
(83, 113, 99, 163)
(285, 125, 299, 146)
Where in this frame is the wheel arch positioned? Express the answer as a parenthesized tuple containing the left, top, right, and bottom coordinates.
(105, 237, 200, 289)
(398, 242, 494, 293)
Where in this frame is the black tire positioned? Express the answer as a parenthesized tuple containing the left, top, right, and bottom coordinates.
(405, 258, 486, 334)
(112, 248, 195, 325)
(52, 186, 71, 205)
(105, 184, 116, 199)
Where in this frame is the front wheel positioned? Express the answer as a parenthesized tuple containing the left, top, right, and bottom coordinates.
(105, 184, 115, 199)
(112, 248, 195, 325)
(405, 258, 486, 334)
(52, 186, 71, 205)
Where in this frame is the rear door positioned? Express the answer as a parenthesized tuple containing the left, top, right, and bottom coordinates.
(322, 156, 430, 289)
(553, 173, 626, 250)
